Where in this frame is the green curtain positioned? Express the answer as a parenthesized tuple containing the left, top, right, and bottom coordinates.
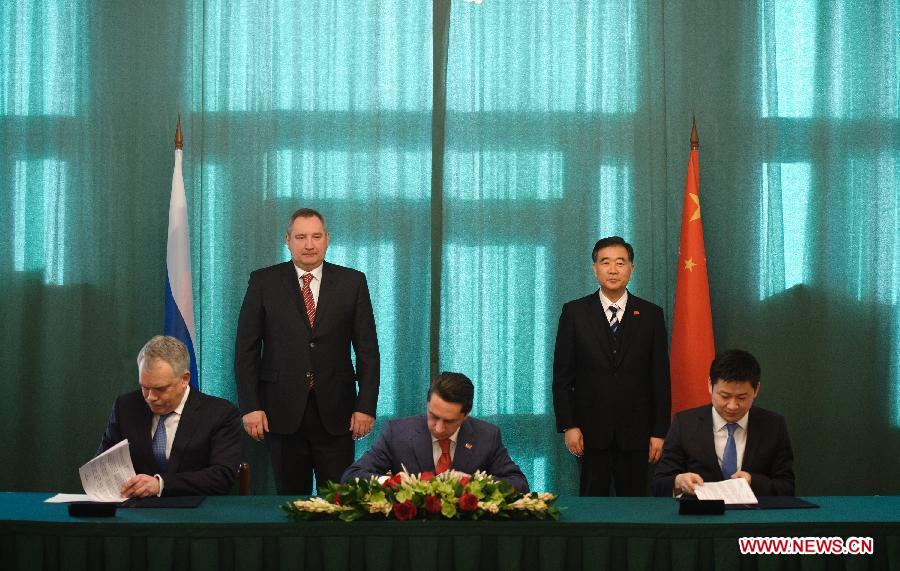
(1, 0, 898, 496)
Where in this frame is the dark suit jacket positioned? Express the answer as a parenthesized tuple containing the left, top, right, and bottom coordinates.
(552, 291, 671, 451)
(651, 405, 795, 497)
(97, 389, 242, 496)
(341, 416, 530, 493)
(234, 260, 380, 435)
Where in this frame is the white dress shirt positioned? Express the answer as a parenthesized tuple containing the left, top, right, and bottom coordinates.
(598, 290, 629, 326)
(432, 426, 462, 468)
(294, 263, 323, 305)
(712, 407, 749, 472)
(149, 385, 190, 495)
(150, 385, 190, 460)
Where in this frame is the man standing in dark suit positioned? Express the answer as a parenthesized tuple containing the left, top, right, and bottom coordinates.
(553, 236, 671, 496)
(235, 208, 380, 495)
(341, 372, 528, 493)
(652, 350, 795, 497)
(97, 336, 241, 497)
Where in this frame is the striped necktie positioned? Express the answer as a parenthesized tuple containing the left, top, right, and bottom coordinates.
(302, 273, 316, 326)
(608, 305, 620, 335)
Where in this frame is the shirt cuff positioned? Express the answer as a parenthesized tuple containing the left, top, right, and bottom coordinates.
(154, 474, 164, 497)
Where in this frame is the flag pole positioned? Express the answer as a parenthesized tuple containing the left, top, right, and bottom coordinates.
(175, 113, 183, 150)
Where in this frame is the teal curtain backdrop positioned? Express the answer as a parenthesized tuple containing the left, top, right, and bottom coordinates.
(1, 0, 898, 496)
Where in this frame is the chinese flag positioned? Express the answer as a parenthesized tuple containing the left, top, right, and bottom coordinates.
(670, 119, 715, 414)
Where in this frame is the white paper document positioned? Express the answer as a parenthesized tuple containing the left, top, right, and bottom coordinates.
(44, 440, 136, 503)
(44, 493, 95, 503)
(694, 477, 758, 505)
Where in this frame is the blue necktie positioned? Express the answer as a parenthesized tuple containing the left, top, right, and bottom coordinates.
(608, 305, 620, 335)
(721, 422, 738, 479)
(152, 412, 174, 472)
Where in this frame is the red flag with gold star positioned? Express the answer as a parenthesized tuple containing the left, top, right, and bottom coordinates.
(670, 119, 715, 414)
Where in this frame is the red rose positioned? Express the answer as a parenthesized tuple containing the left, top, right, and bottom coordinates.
(333, 492, 341, 505)
(459, 476, 470, 487)
(423, 495, 442, 514)
(382, 473, 403, 489)
(458, 493, 478, 512)
(419, 471, 435, 482)
(392, 500, 418, 521)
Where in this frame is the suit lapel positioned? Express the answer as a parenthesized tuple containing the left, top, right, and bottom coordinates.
(280, 262, 312, 330)
(695, 406, 720, 474)
(411, 417, 435, 472)
(586, 292, 615, 364)
(743, 407, 760, 470)
(451, 420, 475, 473)
(167, 390, 200, 474)
(314, 262, 338, 330)
(132, 400, 156, 468)
(614, 293, 641, 367)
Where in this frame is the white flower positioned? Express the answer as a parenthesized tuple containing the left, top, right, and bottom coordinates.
(367, 499, 393, 515)
(478, 501, 500, 513)
(507, 496, 548, 512)
(292, 497, 351, 514)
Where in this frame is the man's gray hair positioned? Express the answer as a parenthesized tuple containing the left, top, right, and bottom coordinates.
(136, 335, 190, 375)
(286, 207, 327, 234)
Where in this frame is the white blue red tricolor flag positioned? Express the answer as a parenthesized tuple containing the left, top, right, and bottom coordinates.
(164, 123, 199, 388)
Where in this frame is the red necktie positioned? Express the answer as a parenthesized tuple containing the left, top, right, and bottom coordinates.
(435, 438, 452, 474)
(301, 273, 316, 327)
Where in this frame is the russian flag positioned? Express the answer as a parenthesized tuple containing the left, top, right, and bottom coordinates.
(164, 117, 199, 389)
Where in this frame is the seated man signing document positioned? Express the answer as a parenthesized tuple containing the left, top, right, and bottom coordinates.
(342, 372, 529, 493)
(652, 349, 795, 497)
(96, 336, 242, 497)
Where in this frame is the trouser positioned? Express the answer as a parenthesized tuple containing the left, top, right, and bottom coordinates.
(579, 447, 648, 496)
(267, 392, 354, 496)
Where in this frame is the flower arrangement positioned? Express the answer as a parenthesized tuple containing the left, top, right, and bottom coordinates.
(282, 470, 559, 522)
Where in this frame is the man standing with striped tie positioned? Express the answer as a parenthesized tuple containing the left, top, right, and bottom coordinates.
(235, 208, 380, 495)
(553, 236, 671, 496)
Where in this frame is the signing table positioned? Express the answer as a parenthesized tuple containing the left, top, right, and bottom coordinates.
(2, 493, 898, 570)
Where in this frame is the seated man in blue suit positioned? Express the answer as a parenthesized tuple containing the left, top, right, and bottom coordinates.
(652, 349, 795, 497)
(97, 336, 242, 498)
(342, 372, 529, 493)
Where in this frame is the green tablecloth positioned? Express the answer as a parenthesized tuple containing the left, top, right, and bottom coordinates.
(2, 493, 898, 570)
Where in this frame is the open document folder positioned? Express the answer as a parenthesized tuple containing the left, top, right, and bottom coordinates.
(44, 440, 136, 503)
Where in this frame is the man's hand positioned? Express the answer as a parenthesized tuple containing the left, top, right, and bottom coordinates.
(648, 437, 664, 464)
(674, 472, 704, 495)
(731, 471, 752, 486)
(121, 474, 160, 498)
(564, 427, 584, 457)
(243, 410, 269, 441)
(349, 412, 375, 440)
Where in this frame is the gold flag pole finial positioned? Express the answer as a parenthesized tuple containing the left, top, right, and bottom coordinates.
(174, 113, 184, 150)
(690, 115, 699, 150)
